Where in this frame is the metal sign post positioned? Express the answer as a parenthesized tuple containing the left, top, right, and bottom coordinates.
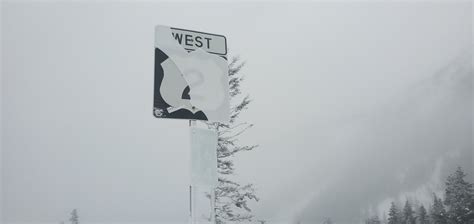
(189, 121, 218, 224)
(189, 120, 195, 223)
(153, 25, 229, 224)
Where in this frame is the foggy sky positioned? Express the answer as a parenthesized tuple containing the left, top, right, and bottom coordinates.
(1, 1, 473, 224)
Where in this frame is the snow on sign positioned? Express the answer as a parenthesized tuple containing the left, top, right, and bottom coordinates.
(153, 25, 230, 122)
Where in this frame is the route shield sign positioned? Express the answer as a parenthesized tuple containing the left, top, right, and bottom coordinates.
(153, 25, 230, 122)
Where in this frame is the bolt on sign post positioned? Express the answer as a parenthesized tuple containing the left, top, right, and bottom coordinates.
(153, 25, 229, 224)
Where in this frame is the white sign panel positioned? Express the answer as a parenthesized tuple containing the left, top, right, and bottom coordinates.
(190, 127, 218, 187)
(153, 25, 230, 122)
(170, 27, 227, 55)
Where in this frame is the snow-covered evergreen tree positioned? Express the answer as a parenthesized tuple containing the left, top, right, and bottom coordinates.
(403, 200, 416, 224)
(418, 205, 429, 224)
(389, 202, 402, 224)
(322, 217, 334, 224)
(444, 167, 474, 224)
(69, 209, 79, 224)
(430, 195, 447, 224)
(206, 57, 259, 223)
(366, 215, 382, 224)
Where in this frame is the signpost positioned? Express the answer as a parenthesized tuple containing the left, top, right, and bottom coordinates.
(153, 25, 229, 224)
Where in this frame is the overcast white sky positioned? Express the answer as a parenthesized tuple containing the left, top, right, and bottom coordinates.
(1, 1, 473, 224)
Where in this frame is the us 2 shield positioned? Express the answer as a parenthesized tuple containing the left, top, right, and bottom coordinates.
(153, 25, 230, 122)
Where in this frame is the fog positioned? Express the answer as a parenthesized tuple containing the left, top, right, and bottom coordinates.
(291, 51, 472, 223)
(1, 1, 472, 224)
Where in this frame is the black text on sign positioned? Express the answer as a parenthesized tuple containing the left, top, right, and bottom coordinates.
(170, 27, 227, 56)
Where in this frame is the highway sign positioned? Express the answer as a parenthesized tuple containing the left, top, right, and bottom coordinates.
(153, 25, 230, 122)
